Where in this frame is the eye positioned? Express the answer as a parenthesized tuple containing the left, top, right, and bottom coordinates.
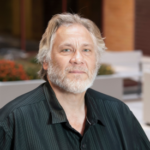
(83, 49, 90, 52)
(62, 49, 71, 52)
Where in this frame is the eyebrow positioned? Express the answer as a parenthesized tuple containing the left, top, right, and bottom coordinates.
(59, 43, 93, 48)
(82, 43, 93, 47)
(59, 43, 73, 47)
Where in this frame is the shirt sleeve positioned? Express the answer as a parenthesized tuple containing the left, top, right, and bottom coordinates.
(0, 124, 12, 150)
(132, 113, 150, 150)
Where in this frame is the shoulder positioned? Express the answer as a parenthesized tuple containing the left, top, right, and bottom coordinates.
(87, 88, 134, 129)
(0, 83, 46, 122)
(87, 88, 124, 103)
(87, 88, 130, 113)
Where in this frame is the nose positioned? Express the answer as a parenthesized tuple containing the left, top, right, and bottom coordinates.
(70, 50, 84, 65)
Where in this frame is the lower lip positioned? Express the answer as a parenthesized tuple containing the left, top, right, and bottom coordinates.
(69, 71, 85, 74)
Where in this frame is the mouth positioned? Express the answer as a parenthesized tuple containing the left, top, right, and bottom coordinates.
(69, 70, 86, 74)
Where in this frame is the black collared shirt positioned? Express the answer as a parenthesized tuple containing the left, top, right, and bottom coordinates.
(0, 82, 150, 150)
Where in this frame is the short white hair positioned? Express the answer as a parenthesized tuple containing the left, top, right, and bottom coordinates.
(37, 13, 106, 80)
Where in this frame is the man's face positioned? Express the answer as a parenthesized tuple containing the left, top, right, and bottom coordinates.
(44, 24, 98, 93)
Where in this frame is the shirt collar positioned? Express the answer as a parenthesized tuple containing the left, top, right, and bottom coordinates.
(85, 92, 105, 126)
(43, 82, 67, 124)
(43, 81, 105, 126)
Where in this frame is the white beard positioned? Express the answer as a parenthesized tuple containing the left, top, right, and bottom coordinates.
(47, 61, 98, 94)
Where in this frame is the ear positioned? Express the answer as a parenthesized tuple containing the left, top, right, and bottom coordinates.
(43, 62, 48, 70)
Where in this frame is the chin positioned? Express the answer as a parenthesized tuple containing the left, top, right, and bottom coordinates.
(56, 77, 94, 94)
(68, 77, 88, 82)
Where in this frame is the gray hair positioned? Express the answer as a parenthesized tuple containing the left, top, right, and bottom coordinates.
(37, 13, 106, 80)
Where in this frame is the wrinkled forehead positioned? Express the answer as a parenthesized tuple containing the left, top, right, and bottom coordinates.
(52, 24, 96, 48)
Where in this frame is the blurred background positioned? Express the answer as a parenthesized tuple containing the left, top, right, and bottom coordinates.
(0, 0, 150, 54)
(0, 0, 150, 139)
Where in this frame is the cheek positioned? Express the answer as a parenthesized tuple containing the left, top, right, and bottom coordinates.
(86, 55, 97, 68)
(90, 62, 97, 71)
(53, 57, 69, 71)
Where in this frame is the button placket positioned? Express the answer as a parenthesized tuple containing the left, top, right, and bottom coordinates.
(82, 143, 86, 148)
(81, 137, 87, 149)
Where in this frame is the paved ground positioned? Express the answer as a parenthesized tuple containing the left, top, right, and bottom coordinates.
(124, 100, 150, 140)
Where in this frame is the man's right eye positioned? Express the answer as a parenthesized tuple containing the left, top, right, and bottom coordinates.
(62, 49, 71, 52)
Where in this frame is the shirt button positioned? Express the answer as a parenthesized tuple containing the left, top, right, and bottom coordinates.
(82, 144, 86, 148)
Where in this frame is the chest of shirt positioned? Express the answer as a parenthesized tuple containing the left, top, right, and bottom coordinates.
(12, 120, 134, 150)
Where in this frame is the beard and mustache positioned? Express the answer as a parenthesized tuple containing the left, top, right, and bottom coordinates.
(47, 61, 98, 94)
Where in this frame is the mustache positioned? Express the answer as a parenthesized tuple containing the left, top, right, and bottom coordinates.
(65, 67, 88, 73)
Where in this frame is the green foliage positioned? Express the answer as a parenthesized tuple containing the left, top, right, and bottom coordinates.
(97, 64, 115, 75)
(25, 66, 40, 80)
(15, 57, 41, 80)
(29, 57, 38, 64)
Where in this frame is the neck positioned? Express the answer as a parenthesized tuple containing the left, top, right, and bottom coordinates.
(48, 79, 86, 115)
(48, 79, 87, 135)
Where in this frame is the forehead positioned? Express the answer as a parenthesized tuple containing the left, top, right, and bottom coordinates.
(53, 24, 95, 46)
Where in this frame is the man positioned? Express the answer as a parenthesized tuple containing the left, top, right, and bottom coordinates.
(0, 13, 150, 150)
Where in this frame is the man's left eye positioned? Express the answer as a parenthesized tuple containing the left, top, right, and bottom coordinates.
(62, 49, 70, 52)
(83, 49, 90, 52)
